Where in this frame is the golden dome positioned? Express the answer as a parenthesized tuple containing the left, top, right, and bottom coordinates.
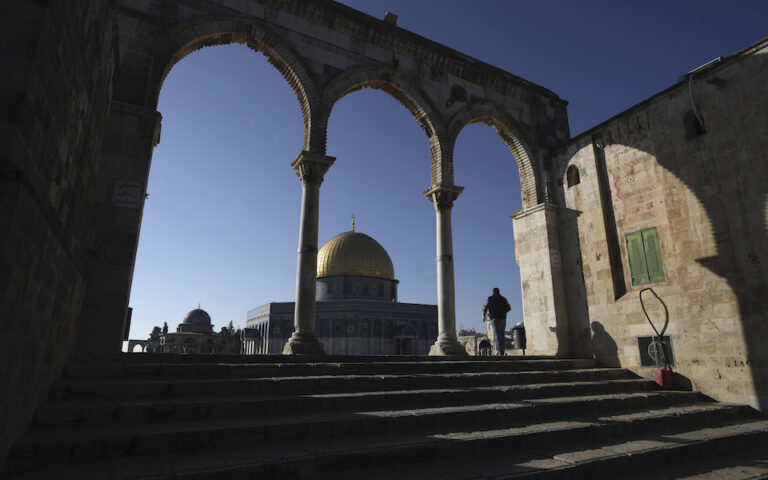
(317, 231, 395, 280)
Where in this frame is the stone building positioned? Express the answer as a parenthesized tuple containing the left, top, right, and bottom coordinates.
(456, 328, 490, 356)
(127, 308, 243, 354)
(545, 42, 768, 411)
(247, 229, 438, 354)
(1, 0, 767, 468)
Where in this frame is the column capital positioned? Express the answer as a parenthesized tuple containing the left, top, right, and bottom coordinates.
(424, 184, 464, 210)
(291, 150, 335, 186)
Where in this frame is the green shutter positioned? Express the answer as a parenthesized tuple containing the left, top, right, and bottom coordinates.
(642, 228, 666, 283)
(626, 232, 650, 285)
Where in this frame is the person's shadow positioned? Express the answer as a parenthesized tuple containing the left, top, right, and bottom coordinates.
(590, 322, 620, 367)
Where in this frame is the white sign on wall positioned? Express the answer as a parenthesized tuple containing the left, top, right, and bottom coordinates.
(112, 179, 143, 209)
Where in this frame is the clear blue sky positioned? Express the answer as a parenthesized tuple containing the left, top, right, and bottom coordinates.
(126, 1, 767, 344)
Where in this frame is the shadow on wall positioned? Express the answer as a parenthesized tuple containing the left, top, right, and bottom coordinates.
(629, 55, 767, 411)
(590, 322, 620, 367)
(560, 51, 768, 410)
(559, 207, 593, 359)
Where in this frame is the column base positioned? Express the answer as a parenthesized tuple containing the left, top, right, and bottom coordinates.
(282, 332, 326, 355)
(428, 337, 468, 356)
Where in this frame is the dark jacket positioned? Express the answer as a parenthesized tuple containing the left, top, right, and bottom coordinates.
(483, 293, 511, 319)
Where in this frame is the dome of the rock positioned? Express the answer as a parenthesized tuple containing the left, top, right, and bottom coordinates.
(317, 230, 395, 280)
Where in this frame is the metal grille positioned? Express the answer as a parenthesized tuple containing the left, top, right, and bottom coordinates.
(637, 335, 675, 367)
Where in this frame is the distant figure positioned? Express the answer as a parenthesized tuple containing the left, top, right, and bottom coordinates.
(478, 339, 492, 356)
(483, 287, 511, 356)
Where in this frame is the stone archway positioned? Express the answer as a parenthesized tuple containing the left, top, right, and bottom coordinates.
(447, 103, 570, 356)
(148, 18, 324, 152)
(75, 0, 570, 357)
(76, 16, 322, 354)
(322, 66, 449, 184)
(127, 340, 148, 353)
(447, 103, 545, 209)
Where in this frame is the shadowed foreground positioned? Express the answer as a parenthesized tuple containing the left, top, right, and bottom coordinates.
(6, 354, 768, 479)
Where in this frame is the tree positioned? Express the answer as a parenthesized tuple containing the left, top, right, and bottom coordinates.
(149, 326, 162, 341)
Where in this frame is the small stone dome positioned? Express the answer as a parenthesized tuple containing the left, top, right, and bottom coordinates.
(183, 308, 212, 325)
(317, 231, 395, 280)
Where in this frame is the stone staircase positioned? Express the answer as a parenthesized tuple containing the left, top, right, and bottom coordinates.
(6, 354, 768, 479)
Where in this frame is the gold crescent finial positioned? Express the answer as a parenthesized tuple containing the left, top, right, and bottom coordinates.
(351, 214, 356, 231)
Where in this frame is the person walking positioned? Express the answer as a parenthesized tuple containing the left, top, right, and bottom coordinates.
(482, 287, 511, 355)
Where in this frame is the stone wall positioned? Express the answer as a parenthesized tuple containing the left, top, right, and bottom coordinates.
(0, 1, 117, 467)
(554, 40, 768, 409)
(512, 203, 570, 356)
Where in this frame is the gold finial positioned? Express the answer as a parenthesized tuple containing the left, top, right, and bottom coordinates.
(351, 214, 356, 231)
(198, 302, 201, 309)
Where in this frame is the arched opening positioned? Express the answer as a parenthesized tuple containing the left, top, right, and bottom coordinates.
(322, 85, 437, 355)
(183, 337, 196, 354)
(152, 25, 318, 152)
(394, 325, 419, 355)
(452, 123, 525, 341)
(127, 43, 304, 344)
(131, 343, 145, 353)
(322, 67, 446, 183)
(566, 165, 581, 187)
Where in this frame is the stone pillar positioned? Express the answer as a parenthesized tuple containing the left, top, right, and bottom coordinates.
(261, 324, 266, 354)
(425, 185, 468, 356)
(511, 203, 570, 356)
(76, 101, 162, 355)
(283, 151, 335, 355)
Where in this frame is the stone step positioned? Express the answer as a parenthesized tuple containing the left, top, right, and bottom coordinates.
(34, 378, 658, 427)
(11, 355, 765, 479)
(9, 406, 766, 479)
(64, 357, 597, 380)
(620, 445, 768, 480)
(12, 390, 709, 468)
(76, 353, 561, 365)
(50, 367, 633, 400)
(332, 418, 768, 480)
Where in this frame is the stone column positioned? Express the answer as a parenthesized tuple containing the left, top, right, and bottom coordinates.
(76, 101, 162, 354)
(511, 203, 570, 356)
(425, 185, 468, 356)
(283, 151, 335, 355)
(261, 324, 266, 354)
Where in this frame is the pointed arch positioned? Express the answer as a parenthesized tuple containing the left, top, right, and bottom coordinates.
(322, 66, 451, 185)
(147, 16, 325, 152)
(448, 103, 544, 209)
